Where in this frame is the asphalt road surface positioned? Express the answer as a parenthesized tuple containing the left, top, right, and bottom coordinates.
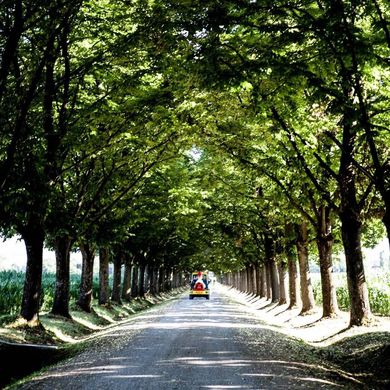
(17, 285, 359, 389)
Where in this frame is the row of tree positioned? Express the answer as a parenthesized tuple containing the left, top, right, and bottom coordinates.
(0, 0, 196, 322)
(1, 0, 389, 328)
(142, 0, 390, 326)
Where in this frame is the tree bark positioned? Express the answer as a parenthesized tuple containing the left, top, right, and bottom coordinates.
(338, 82, 373, 325)
(251, 265, 257, 294)
(287, 251, 300, 309)
(158, 266, 165, 292)
(270, 260, 280, 303)
(246, 266, 253, 293)
(144, 264, 150, 293)
(172, 268, 179, 289)
(77, 242, 95, 312)
(122, 255, 132, 302)
(265, 261, 272, 300)
(264, 232, 280, 302)
(383, 206, 390, 254)
(99, 247, 110, 305)
(316, 206, 339, 318)
(51, 236, 72, 317)
(247, 267, 251, 292)
(20, 224, 45, 323)
(340, 211, 372, 326)
(154, 267, 160, 294)
(164, 267, 172, 291)
(255, 265, 261, 297)
(285, 223, 300, 309)
(131, 264, 139, 297)
(149, 266, 157, 294)
(278, 261, 288, 305)
(138, 261, 146, 297)
(296, 222, 315, 314)
(98, 247, 110, 305)
(111, 251, 123, 304)
(259, 265, 267, 298)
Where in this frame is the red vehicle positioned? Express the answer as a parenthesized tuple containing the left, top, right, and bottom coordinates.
(189, 271, 210, 300)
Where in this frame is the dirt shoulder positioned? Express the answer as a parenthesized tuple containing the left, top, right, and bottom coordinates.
(223, 286, 390, 389)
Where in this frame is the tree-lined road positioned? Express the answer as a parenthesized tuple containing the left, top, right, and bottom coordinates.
(17, 286, 359, 389)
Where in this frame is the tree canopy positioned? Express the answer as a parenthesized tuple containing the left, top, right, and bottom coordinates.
(1, 0, 389, 326)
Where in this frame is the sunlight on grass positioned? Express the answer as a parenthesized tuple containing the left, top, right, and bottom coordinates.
(0, 327, 25, 342)
(43, 327, 77, 343)
(90, 308, 117, 324)
(241, 373, 342, 386)
(70, 316, 103, 331)
(34, 365, 127, 380)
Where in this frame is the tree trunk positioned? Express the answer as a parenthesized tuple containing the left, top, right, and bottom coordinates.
(316, 206, 339, 318)
(251, 265, 257, 294)
(265, 261, 272, 300)
(270, 260, 280, 303)
(340, 211, 372, 326)
(172, 269, 179, 289)
(131, 264, 139, 297)
(337, 49, 373, 325)
(287, 252, 300, 309)
(77, 242, 95, 312)
(144, 264, 150, 293)
(285, 223, 300, 309)
(154, 267, 160, 294)
(240, 269, 245, 291)
(338, 98, 373, 325)
(255, 265, 261, 296)
(296, 222, 315, 314)
(264, 232, 280, 302)
(246, 266, 252, 293)
(251, 265, 256, 293)
(158, 266, 165, 292)
(164, 267, 172, 291)
(138, 262, 146, 297)
(111, 250, 122, 304)
(149, 266, 156, 294)
(51, 236, 72, 317)
(382, 206, 390, 259)
(259, 265, 267, 298)
(278, 261, 288, 305)
(20, 225, 45, 323)
(98, 247, 110, 305)
(122, 255, 132, 302)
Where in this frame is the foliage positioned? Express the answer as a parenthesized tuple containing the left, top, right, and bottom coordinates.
(313, 272, 390, 316)
(0, 271, 24, 316)
(0, 271, 107, 316)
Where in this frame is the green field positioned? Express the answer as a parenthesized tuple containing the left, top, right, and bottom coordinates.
(0, 271, 105, 319)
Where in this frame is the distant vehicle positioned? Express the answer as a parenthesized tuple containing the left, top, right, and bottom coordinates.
(189, 271, 210, 300)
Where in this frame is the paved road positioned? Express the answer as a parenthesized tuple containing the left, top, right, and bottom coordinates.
(17, 285, 359, 389)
